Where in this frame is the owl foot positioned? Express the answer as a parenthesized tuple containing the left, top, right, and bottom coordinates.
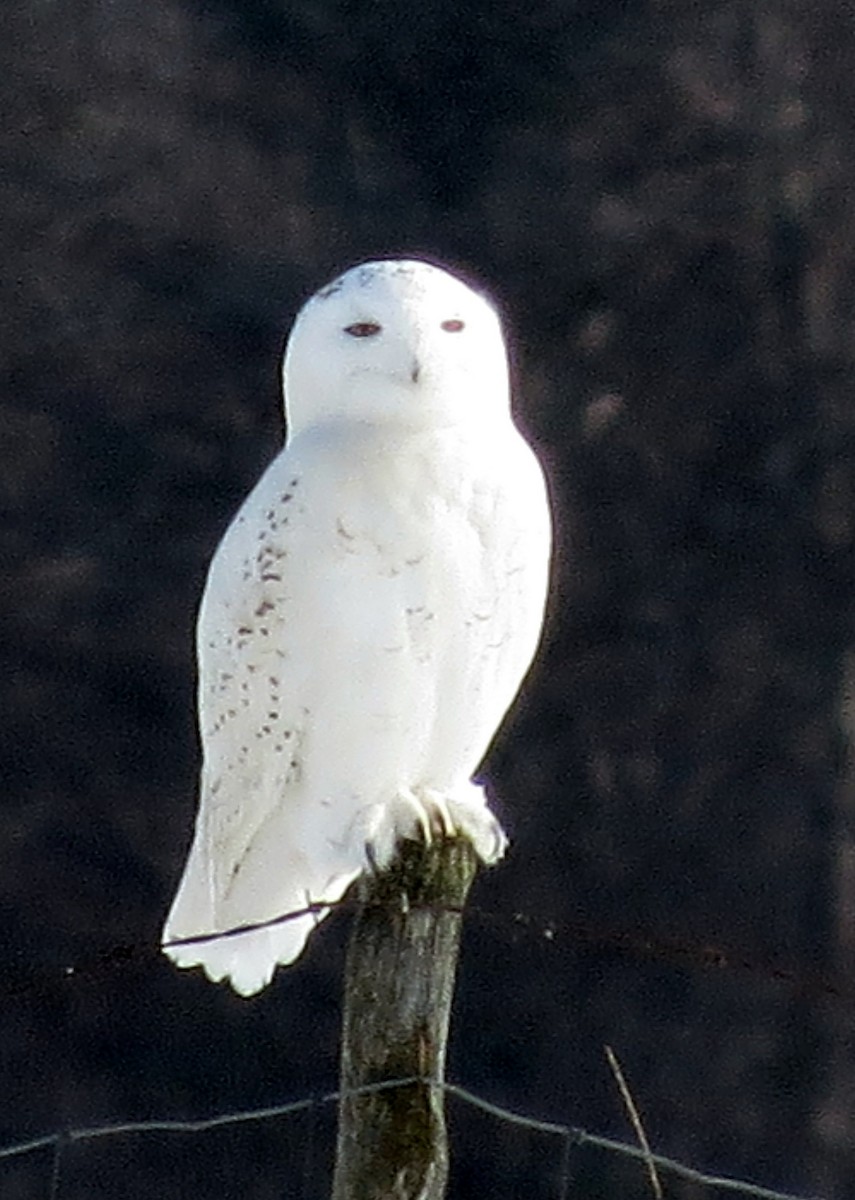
(434, 784, 509, 866)
(355, 783, 508, 872)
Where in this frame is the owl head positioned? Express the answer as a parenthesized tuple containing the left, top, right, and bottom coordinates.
(282, 259, 511, 437)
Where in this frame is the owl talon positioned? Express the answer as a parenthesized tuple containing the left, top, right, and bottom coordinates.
(352, 783, 508, 873)
(422, 789, 456, 839)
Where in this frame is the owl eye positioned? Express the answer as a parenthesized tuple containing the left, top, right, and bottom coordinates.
(345, 322, 381, 338)
(441, 319, 465, 333)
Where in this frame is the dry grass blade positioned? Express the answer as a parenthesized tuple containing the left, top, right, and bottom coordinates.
(605, 1044, 664, 1200)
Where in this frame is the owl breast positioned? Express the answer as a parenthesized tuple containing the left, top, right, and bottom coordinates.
(280, 419, 549, 795)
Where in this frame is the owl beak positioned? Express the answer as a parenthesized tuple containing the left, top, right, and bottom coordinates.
(410, 359, 421, 385)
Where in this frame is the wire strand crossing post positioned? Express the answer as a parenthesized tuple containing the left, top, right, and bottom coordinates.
(332, 836, 478, 1200)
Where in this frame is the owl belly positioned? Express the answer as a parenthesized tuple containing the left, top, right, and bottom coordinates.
(292, 507, 532, 810)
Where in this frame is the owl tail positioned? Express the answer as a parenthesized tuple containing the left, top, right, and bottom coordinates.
(162, 836, 358, 996)
(162, 911, 323, 997)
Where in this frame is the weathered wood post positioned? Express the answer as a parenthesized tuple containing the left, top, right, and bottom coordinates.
(331, 836, 478, 1200)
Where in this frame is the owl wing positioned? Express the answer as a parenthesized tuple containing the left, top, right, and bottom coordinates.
(162, 439, 369, 994)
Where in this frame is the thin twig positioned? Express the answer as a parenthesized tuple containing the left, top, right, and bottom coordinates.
(605, 1044, 663, 1200)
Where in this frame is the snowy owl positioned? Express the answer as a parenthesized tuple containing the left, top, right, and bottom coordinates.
(162, 259, 552, 995)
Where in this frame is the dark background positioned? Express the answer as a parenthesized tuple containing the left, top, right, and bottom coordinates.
(3, 1, 855, 1197)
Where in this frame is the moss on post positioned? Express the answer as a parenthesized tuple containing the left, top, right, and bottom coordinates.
(331, 837, 478, 1200)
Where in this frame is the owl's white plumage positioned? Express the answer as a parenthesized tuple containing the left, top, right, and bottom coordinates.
(162, 259, 551, 995)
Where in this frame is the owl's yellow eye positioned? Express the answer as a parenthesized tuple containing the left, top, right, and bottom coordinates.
(441, 319, 465, 333)
(345, 322, 381, 338)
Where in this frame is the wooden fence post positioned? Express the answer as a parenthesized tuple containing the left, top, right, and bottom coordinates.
(331, 836, 478, 1200)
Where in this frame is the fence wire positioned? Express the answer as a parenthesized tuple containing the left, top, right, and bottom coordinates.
(9, 891, 847, 1009)
(0, 1073, 820, 1200)
(1, 898, 837, 1199)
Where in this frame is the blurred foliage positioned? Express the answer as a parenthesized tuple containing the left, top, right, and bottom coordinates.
(2, 1, 855, 1197)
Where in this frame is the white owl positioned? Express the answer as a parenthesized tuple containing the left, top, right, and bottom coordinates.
(162, 259, 551, 995)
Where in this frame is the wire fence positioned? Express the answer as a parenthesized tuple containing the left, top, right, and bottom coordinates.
(0, 1073, 819, 1200)
(6, 892, 850, 1007)
(1, 897, 839, 1200)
